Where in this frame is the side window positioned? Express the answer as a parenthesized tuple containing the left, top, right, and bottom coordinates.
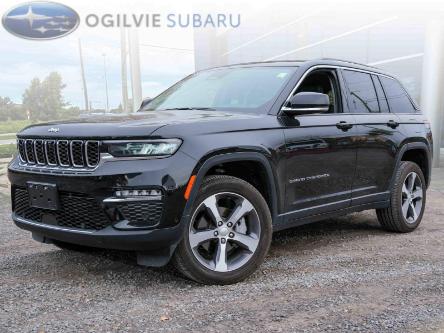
(372, 75, 390, 113)
(343, 70, 379, 113)
(294, 70, 340, 113)
(379, 77, 417, 113)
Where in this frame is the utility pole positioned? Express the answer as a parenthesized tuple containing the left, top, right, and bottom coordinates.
(78, 38, 89, 112)
(128, 28, 142, 112)
(102, 53, 110, 113)
(120, 27, 129, 113)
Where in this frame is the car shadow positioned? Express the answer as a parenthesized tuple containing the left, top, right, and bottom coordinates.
(270, 212, 386, 251)
(6, 212, 387, 286)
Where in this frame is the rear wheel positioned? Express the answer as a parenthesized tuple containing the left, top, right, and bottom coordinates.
(173, 175, 272, 285)
(376, 161, 426, 232)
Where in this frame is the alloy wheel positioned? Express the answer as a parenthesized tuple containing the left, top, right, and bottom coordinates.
(188, 192, 261, 272)
(401, 172, 423, 223)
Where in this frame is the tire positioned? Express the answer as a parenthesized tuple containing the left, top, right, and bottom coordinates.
(173, 175, 272, 285)
(376, 161, 426, 233)
(52, 240, 97, 252)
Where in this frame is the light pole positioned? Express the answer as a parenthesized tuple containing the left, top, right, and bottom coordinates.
(102, 53, 110, 113)
(120, 27, 129, 113)
(78, 38, 89, 112)
(128, 28, 142, 112)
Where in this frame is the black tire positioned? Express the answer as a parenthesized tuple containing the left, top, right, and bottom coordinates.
(376, 161, 426, 233)
(52, 240, 97, 252)
(173, 175, 272, 285)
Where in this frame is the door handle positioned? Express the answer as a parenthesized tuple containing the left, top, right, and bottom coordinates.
(336, 121, 353, 131)
(387, 120, 399, 129)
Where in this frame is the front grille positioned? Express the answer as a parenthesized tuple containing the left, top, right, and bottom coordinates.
(57, 140, 70, 166)
(46, 140, 57, 165)
(13, 188, 111, 230)
(25, 139, 36, 163)
(17, 139, 100, 169)
(35, 140, 45, 164)
(118, 201, 163, 227)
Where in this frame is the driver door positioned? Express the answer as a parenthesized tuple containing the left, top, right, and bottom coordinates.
(282, 68, 357, 218)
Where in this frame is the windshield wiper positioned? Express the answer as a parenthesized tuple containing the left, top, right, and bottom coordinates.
(164, 107, 216, 111)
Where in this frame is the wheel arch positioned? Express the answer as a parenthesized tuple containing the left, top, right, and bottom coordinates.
(391, 141, 432, 189)
(180, 151, 280, 227)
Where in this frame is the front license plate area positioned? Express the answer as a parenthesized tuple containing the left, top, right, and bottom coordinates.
(27, 182, 59, 210)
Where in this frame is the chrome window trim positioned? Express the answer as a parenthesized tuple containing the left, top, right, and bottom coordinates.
(281, 106, 330, 112)
(280, 65, 403, 114)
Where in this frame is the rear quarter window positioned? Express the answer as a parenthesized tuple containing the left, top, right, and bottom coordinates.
(342, 70, 380, 113)
(379, 77, 417, 113)
(372, 75, 390, 113)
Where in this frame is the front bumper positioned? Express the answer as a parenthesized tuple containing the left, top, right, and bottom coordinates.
(7, 151, 197, 251)
(13, 214, 184, 251)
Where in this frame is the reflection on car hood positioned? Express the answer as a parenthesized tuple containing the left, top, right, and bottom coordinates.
(17, 110, 265, 139)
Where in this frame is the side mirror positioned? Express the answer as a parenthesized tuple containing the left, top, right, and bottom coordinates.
(283, 92, 330, 115)
(139, 97, 152, 109)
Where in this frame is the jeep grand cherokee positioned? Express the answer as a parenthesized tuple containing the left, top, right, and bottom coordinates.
(8, 59, 432, 284)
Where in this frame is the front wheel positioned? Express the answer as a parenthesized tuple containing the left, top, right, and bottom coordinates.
(376, 161, 426, 233)
(173, 175, 272, 285)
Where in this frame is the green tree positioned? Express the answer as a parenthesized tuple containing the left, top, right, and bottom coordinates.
(0, 96, 26, 121)
(22, 72, 66, 121)
(22, 77, 42, 120)
(0, 96, 14, 121)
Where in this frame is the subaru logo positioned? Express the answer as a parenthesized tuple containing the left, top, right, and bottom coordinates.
(2, 2, 79, 40)
(48, 127, 59, 133)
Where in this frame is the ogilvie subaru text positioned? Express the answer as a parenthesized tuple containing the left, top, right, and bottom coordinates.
(8, 59, 432, 284)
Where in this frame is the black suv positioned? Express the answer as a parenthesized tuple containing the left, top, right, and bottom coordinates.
(8, 59, 432, 284)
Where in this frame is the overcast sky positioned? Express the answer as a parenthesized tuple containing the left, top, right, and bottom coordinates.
(0, 0, 199, 110)
(0, 0, 441, 110)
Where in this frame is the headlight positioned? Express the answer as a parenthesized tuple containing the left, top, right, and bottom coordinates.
(106, 139, 182, 157)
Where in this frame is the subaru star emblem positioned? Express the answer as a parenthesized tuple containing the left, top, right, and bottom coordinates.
(2, 2, 80, 40)
(48, 127, 59, 133)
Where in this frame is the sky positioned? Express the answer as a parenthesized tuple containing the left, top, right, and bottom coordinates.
(0, 0, 442, 110)
(0, 0, 198, 110)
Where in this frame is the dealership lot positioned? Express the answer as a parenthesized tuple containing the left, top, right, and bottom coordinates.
(0, 166, 443, 332)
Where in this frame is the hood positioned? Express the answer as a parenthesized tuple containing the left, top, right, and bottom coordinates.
(17, 110, 266, 139)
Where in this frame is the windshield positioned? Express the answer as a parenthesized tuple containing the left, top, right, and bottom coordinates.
(143, 66, 297, 112)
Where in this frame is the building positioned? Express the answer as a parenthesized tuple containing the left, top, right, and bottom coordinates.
(193, 2, 444, 166)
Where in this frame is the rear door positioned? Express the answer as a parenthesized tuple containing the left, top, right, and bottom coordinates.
(341, 69, 403, 205)
(282, 68, 357, 218)
(378, 76, 424, 133)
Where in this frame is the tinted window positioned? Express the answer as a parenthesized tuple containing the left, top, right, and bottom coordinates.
(144, 66, 297, 112)
(379, 77, 417, 113)
(343, 70, 379, 113)
(372, 75, 390, 113)
(295, 70, 339, 113)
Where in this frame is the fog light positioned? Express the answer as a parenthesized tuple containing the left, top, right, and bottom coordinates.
(115, 189, 162, 197)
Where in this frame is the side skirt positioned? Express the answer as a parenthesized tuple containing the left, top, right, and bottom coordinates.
(272, 200, 389, 232)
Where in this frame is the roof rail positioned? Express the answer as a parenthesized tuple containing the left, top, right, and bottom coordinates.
(319, 58, 378, 69)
